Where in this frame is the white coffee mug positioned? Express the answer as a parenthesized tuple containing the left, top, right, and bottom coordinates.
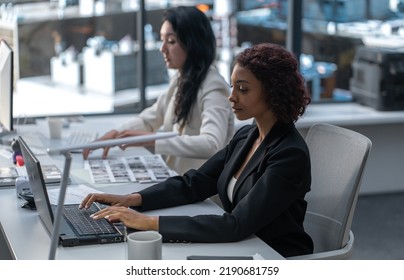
(47, 117, 63, 139)
(127, 231, 162, 260)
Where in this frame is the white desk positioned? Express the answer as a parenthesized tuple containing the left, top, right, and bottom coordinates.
(0, 184, 283, 260)
(13, 76, 167, 118)
(0, 120, 284, 260)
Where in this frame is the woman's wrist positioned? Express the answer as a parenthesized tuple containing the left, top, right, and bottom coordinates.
(148, 216, 159, 231)
(110, 129, 119, 138)
(129, 193, 142, 206)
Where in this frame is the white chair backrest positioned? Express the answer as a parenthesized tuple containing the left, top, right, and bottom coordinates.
(304, 123, 372, 252)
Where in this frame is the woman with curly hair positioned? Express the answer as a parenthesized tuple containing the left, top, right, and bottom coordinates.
(81, 43, 313, 258)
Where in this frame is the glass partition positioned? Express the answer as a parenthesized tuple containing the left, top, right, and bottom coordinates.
(3, 0, 403, 119)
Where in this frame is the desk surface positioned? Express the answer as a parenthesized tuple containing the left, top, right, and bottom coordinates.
(297, 102, 404, 128)
(234, 102, 404, 130)
(0, 120, 284, 260)
(0, 184, 283, 260)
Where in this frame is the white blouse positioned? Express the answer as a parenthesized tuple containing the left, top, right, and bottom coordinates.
(227, 176, 237, 203)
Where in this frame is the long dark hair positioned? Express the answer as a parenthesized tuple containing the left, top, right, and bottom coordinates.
(162, 6, 216, 127)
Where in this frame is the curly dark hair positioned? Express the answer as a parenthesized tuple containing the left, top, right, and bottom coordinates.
(234, 43, 311, 123)
(162, 6, 216, 127)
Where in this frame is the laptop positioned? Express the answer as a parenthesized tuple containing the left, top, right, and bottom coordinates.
(18, 136, 124, 247)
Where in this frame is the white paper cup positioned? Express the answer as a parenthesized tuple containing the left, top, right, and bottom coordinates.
(127, 231, 162, 260)
(47, 117, 63, 139)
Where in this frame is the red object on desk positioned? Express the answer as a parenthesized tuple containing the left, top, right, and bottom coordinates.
(16, 155, 24, 166)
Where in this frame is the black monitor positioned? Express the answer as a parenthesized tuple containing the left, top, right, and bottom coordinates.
(0, 39, 13, 136)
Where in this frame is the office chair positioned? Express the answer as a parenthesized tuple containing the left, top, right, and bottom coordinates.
(288, 123, 372, 260)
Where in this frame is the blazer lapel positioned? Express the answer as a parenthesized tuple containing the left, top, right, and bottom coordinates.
(231, 122, 294, 203)
(217, 127, 257, 210)
(217, 127, 260, 208)
(232, 133, 265, 201)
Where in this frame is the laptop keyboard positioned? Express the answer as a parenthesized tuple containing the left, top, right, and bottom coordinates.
(63, 204, 117, 236)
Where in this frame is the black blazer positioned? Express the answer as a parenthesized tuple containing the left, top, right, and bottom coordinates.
(137, 122, 314, 257)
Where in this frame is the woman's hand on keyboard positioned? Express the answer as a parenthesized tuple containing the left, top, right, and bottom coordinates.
(79, 193, 142, 210)
(90, 205, 159, 231)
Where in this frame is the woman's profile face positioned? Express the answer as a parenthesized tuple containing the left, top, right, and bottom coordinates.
(159, 21, 187, 70)
(229, 64, 270, 121)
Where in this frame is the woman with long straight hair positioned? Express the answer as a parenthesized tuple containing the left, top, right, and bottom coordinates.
(83, 6, 234, 175)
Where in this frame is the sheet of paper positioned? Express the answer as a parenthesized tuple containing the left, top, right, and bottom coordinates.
(47, 184, 103, 205)
(84, 154, 177, 184)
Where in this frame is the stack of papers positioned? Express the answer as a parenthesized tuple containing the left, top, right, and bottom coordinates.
(84, 154, 177, 184)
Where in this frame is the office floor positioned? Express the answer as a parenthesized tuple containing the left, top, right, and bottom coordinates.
(349, 191, 404, 259)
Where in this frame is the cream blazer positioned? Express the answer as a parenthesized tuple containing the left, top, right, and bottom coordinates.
(119, 66, 234, 174)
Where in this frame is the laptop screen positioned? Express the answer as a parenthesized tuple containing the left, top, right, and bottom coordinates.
(18, 136, 125, 249)
(0, 39, 13, 134)
(19, 136, 55, 234)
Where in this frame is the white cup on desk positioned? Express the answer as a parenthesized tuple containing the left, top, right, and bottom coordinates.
(46, 117, 64, 139)
(127, 231, 162, 260)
